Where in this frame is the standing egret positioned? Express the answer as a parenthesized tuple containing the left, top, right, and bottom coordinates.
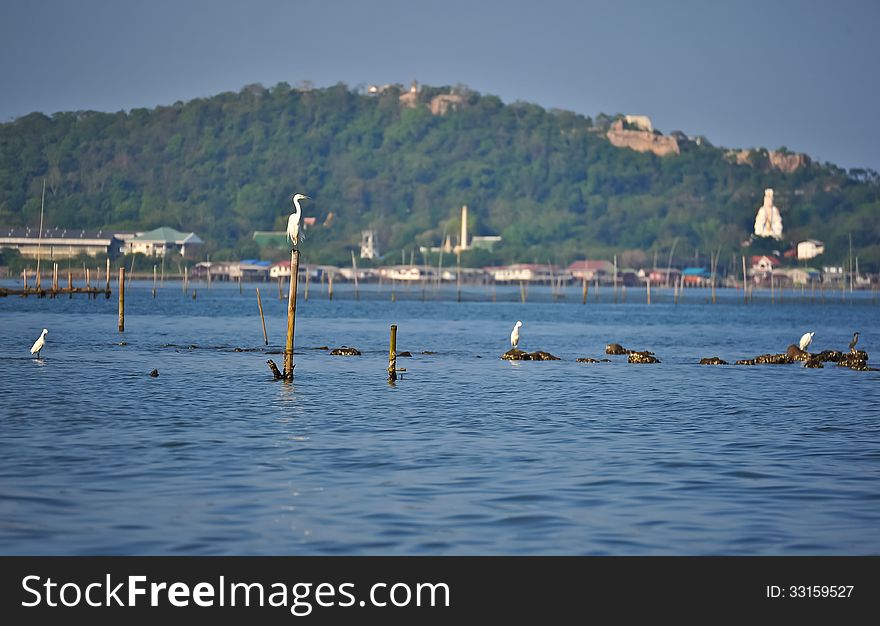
(510, 320, 523, 349)
(287, 193, 310, 247)
(30, 328, 48, 358)
(798, 331, 814, 351)
(849, 331, 860, 352)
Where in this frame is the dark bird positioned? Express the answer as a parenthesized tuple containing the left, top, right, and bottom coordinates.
(848, 331, 860, 352)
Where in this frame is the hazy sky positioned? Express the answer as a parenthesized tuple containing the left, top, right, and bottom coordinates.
(2, 0, 878, 171)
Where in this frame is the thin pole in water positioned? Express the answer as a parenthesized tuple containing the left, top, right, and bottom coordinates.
(283, 249, 300, 380)
(256, 287, 268, 346)
(388, 324, 398, 383)
(118, 267, 125, 332)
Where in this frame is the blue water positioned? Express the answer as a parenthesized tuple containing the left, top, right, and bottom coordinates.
(1, 280, 878, 555)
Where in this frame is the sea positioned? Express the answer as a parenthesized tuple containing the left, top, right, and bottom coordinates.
(0, 280, 878, 555)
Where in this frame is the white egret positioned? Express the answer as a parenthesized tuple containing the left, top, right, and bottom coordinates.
(510, 320, 522, 349)
(849, 331, 860, 352)
(30, 328, 48, 358)
(287, 193, 310, 247)
(798, 331, 814, 351)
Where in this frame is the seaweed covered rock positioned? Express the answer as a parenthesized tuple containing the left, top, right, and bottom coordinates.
(803, 357, 824, 368)
(576, 357, 611, 363)
(699, 357, 728, 365)
(628, 351, 660, 364)
(397, 351, 412, 357)
(501, 348, 561, 361)
(735, 353, 793, 365)
(786, 344, 810, 361)
(836, 353, 870, 371)
(605, 343, 655, 356)
(330, 346, 361, 356)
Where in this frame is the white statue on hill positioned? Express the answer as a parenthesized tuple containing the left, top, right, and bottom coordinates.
(754, 188, 783, 240)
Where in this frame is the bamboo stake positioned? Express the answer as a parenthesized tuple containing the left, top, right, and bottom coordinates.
(304, 264, 310, 301)
(351, 251, 360, 301)
(118, 268, 125, 332)
(36, 179, 45, 289)
(282, 249, 300, 380)
(256, 287, 268, 345)
(388, 324, 398, 383)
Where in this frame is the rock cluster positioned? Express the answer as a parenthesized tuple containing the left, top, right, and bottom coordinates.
(576, 357, 611, 363)
(330, 346, 361, 356)
(501, 348, 560, 361)
(699, 357, 728, 365)
(735, 353, 793, 365)
(627, 351, 660, 364)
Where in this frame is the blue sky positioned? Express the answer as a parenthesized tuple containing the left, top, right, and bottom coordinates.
(2, 0, 878, 171)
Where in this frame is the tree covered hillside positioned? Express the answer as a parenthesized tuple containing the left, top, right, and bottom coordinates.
(1, 81, 878, 269)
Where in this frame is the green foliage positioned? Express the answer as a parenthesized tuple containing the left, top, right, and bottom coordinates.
(1, 82, 879, 270)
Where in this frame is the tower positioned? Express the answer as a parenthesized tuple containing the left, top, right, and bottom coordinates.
(459, 205, 469, 251)
(360, 229, 378, 259)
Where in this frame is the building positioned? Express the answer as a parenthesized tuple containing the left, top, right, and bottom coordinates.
(0, 227, 122, 259)
(470, 236, 502, 251)
(485, 264, 560, 282)
(797, 239, 825, 260)
(360, 230, 379, 259)
(124, 227, 203, 257)
(567, 260, 614, 281)
(750, 255, 781, 273)
(681, 267, 712, 286)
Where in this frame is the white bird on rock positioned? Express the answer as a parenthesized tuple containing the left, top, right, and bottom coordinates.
(510, 320, 522, 349)
(287, 193, 310, 247)
(798, 331, 814, 352)
(30, 328, 48, 358)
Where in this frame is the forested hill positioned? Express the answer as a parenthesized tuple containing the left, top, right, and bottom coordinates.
(1, 81, 878, 269)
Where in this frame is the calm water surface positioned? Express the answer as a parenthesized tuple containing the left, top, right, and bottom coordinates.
(1, 281, 878, 554)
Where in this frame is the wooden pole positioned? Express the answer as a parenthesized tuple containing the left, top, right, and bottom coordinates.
(351, 250, 360, 301)
(770, 270, 775, 304)
(67, 269, 72, 291)
(283, 249, 300, 380)
(391, 278, 395, 303)
(595, 275, 599, 302)
(388, 324, 398, 382)
(456, 251, 462, 303)
(118, 267, 125, 332)
(152, 264, 157, 298)
(183, 266, 188, 294)
(613, 254, 618, 303)
(36, 179, 45, 289)
(238, 273, 242, 295)
(742, 256, 748, 304)
(328, 271, 334, 300)
(519, 280, 526, 303)
(646, 277, 651, 304)
(128, 255, 135, 289)
(53, 263, 58, 293)
(256, 287, 268, 345)
(304, 264, 310, 301)
(86, 268, 90, 291)
(23, 269, 27, 291)
(105, 257, 110, 296)
(278, 275, 283, 301)
(582, 276, 587, 304)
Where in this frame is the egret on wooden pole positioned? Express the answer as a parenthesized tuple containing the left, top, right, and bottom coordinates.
(281, 193, 309, 381)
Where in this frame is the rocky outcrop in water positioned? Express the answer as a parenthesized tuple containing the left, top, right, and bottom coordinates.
(699, 357, 728, 365)
(628, 351, 660, 364)
(735, 353, 794, 365)
(576, 357, 611, 363)
(501, 348, 561, 361)
(330, 346, 361, 356)
(605, 343, 655, 356)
